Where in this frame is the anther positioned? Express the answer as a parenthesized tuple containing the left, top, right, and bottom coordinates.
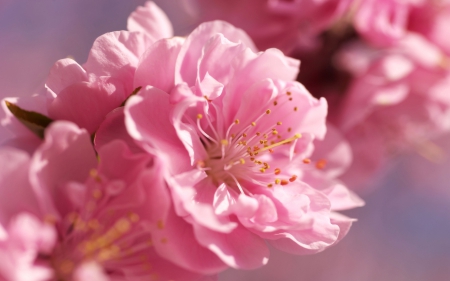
(316, 159, 327, 169)
(259, 133, 302, 152)
(294, 107, 298, 111)
(234, 119, 240, 124)
(274, 168, 281, 175)
(273, 101, 278, 106)
(280, 179, 289, 185)
(240, 158, 245, 164)
(221, 139, 229, 146)
(287, 91, 292, 96)
(303, 158, 311, 164)
(92, 189, 102, 199)
(259, 168, 266, 173)
(197, 160, 206, 168)
(243, 133, 247, 137)
(266, 109, 271, 114)
(251, 122, 256, 126)
(287, 127, 292, 132)
(197, 114, 203, 119)
(289, 97, 293, 101)
(289, 175, 297, 182)
(277, 121, 282, 125)
(275, 179, 281, 185)
(267, 184, 273, 188)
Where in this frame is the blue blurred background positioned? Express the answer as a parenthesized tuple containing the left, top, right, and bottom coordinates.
(1, 1, 449, 280)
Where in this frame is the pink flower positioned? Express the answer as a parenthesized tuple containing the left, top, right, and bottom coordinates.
(336, 39, 450, 188)
(0, 121, 215, 281)
(184, 0, 354, 53)
(1, 1, 172, 141)
(124, 20, 363, 271)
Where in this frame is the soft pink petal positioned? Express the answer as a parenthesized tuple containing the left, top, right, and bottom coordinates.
(47, 77, 125, 134)
(0, 148, 41, 225)
(175, 21, 257, 85)
(125, 87, 192, 174)
(134, 37, 184, 93)
(94, 107, 144, 153)
(193, 223, 269, 269)
(45, 58, 87, 95)
(138, 169, 227, 274)
(29, 121, 97, 218)
(97, 139, 152, 185)
(127, 1, 173, 40)
(83, 31, 153, 93)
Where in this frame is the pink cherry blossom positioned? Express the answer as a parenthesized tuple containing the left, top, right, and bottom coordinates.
(1, 1, 172, 142)
(0, 121, 215, 281)
(335, 39, 450, 188)
(125, 20, 363, 270)
(184, 0, 354, 53)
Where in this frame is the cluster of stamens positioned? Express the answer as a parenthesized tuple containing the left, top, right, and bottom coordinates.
(42, 170, 156, 280)
(193, 91, 326, 194)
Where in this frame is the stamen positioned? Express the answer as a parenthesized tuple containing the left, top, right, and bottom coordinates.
(266, 109, 271, 114)
(303, 158, 311, 164)
(274, 168, 281, 175)
(259, 133, 302, 152)
(280, 179, 289, 185)
(289, 175, 297, 182)
(196, 118, 217, 144)
(277, 121, 282, 125)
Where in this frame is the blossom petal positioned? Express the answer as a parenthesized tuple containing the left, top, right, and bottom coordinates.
(29, 121, 97, 218)
(175, 21, 257, 85)
(127, 1, 173, 40)
(193, 223, 270, 269)
(125, 86, 191, 174)
(134, 37, 184, 93)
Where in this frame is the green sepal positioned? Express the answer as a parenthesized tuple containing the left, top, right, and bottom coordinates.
(5, 100, 54, 139)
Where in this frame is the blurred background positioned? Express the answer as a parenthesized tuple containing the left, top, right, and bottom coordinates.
(1, 1, 449, 280)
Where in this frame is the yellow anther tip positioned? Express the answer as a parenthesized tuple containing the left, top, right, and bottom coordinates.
(197, 114, 203, 119)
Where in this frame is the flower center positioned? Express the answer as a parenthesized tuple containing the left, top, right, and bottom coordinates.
(39, 172, 154, 280)
(195, 93, 304, 193)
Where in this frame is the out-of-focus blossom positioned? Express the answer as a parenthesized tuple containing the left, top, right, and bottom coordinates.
(335, 36, 450, 187)
(124, 15, 363, 271)
(184, 0, 354, 53)
(0, 121, 214, 281)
